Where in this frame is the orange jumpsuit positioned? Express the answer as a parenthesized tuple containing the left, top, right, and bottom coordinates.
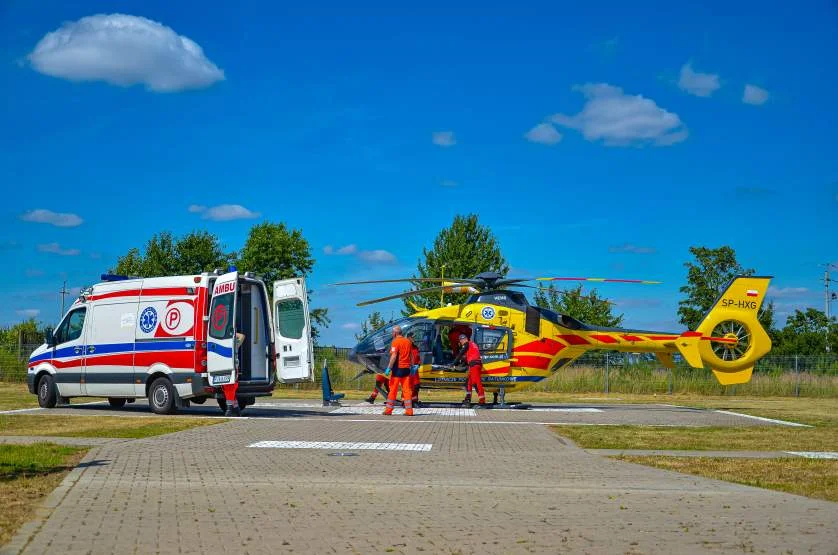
(368, 373, 389, 401)
(458, 340, 485, 405)
(384, 335, 414, 416)
(409, 342, 421, 404)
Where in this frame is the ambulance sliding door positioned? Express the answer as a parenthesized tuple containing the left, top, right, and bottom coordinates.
(273, 277, 313, 383)
(207, 271, 238, 387)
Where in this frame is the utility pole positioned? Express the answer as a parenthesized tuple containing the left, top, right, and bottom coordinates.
(822, 263, 837, 353)
(440, 263, 446, 308)
(59, 280, 70, 319)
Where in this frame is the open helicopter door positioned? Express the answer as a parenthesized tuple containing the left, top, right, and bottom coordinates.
(207, 271, 238, 387)
(273, 277, 313, 383)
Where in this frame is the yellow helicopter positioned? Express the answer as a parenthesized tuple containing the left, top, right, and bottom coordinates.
(337, 272, 773, 405)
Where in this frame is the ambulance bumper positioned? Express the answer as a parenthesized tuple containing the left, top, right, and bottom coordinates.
(27, 373, 36, 394)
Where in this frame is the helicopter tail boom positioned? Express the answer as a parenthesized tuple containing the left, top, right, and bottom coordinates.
(675, 275, 773, 385)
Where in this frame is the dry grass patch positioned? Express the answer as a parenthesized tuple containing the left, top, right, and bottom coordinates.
(0, 443, 88, 546)
(552, 424, 838, 452)
(0, 383, 38, 411)
(615, 456, 838, 503)
(0, 415, 225, 438)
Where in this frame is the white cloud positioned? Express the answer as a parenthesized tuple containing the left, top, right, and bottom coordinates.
(20, 209, 83, 227)
(324, 244, 357, 255)
(358, 250, 396, 263)
(37, 242, 80, 256)
(432, 131, 456, 147)
(551, 84, 688, 147)
(16, 309, 40, 318)
(27, 14, 224, 92)
(767, 286, 809, 298)
(743, 84, 769, 105)
(608, 243, 656, 254)
(188, 204, 207, 213)
(678, 63, 720, 97)
(341, 322, 360, 330)
(199, 204, 260, 221)
(524, 123, 562, 145)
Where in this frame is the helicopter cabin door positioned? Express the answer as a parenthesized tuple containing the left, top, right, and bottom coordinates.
(273, 277, 313, 383)
(207, 271, 238, 387)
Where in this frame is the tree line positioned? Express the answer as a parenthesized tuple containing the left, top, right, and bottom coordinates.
(4, 214, 836, 356)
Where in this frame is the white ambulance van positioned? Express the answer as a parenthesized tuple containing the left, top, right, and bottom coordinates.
(27, 269, 313, 414)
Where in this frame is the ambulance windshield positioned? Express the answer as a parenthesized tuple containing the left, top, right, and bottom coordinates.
(209, 293, 234, 340)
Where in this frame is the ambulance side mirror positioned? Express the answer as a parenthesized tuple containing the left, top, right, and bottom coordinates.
(44, 327, 55, 347)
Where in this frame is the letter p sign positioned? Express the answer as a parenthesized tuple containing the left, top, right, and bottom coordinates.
(163, 307, 181, 332)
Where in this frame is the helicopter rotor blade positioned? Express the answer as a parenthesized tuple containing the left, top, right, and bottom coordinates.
(332, 277, 485, 286)
(356, 286, 451, 307)
(535, 277, 662, 284)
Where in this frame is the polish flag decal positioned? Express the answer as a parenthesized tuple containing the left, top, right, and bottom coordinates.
(746, 289, 759, 297)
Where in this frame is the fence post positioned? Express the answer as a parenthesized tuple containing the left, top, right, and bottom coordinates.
(794, 355, 800, 397)
(604, 353, 610, 394)
(668, 368, 673, 395)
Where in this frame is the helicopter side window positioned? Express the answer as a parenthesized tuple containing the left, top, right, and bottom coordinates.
(432, 322, 472, 365)
(473, 327, 512, 362)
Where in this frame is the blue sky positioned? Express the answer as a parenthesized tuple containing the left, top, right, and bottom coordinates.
(2, 0, 836, 345)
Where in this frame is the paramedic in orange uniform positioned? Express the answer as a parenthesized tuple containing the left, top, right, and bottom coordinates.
(454, 333, 486, 406)
(222, 331, 245, 416)
(365, 373, 389, 404)
(383, 325, 414, 416)
(408, 332, 422, 407)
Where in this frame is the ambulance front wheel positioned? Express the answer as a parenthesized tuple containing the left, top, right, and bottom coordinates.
(37, 374, 57, 408)
(148, 377, 177, 415)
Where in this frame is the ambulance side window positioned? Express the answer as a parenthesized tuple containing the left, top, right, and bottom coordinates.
(208, 293, 234, 340)
(54, 308, 87, 345)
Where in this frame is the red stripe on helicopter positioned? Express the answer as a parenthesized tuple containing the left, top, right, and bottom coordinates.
(590, 334, 618, 344)
(701, 336, 738, 344)
(513, 339, 565, 355)
(482, 366, 511, 375)
(648, 335, 679, 341)
(556, 334, 590, 345)
(511, 356, 551, 370)
(680, 331, 702, 337)
(620, 334, 645, 342)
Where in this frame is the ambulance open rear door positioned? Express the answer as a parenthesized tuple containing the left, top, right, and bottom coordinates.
(273, 277, 313, 383)
(207, 271, 238, 387)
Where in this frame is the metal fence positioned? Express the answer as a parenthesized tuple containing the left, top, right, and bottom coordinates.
(3, 343, 837, 398)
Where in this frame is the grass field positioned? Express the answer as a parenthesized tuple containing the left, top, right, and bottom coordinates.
(0, 415, 225, 438)
(0, 443, 88, 546)
(615, 456, 838, 503)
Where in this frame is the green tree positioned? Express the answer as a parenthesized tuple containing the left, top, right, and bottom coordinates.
(774, 308, 837, 355)
(237, 222, 329, 341)
(677, 245, 774, 332)
(355, 311, 387, 341)
(404, 214, 509, 313)
(533, 284, 624, 327)
(0, 319, 44, 346)
(112, 231, 232, 276)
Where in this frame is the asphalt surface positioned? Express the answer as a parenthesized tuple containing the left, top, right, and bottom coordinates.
(2, 400, 835, 554)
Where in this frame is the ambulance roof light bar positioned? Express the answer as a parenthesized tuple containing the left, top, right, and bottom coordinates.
(100, 274, 138, 282)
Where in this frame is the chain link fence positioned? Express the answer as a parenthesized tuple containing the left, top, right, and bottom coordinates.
(3, 342, 837, 398)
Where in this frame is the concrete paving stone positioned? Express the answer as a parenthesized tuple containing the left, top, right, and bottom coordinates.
(2, 402, 835, 554)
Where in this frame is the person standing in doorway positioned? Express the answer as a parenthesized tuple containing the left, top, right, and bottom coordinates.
(222, 331, 246, 416)
(454, 333, 485, 407)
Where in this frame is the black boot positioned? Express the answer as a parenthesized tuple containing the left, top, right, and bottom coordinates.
(461, 398, 471, 408)
(224, 405, 233, 417)
(232, 405, 241, 417)
(365, 395, 376, 404)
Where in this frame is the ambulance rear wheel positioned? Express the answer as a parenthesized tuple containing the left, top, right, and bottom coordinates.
(37, 374, 57, 408)
(108, 398, 126, 408)
(148, 378, 177, 415)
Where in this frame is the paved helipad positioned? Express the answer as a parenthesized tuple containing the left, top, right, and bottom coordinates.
(3, 400, 836, 554)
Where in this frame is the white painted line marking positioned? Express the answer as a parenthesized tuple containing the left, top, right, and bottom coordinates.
(249, 440, 432, 451)
(0, 407, 44, 414)
(330, 406, 476, 416)
(785, 451, 838, 459)
(251, 403, 326, 408)
(715, 410, 811, 428)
